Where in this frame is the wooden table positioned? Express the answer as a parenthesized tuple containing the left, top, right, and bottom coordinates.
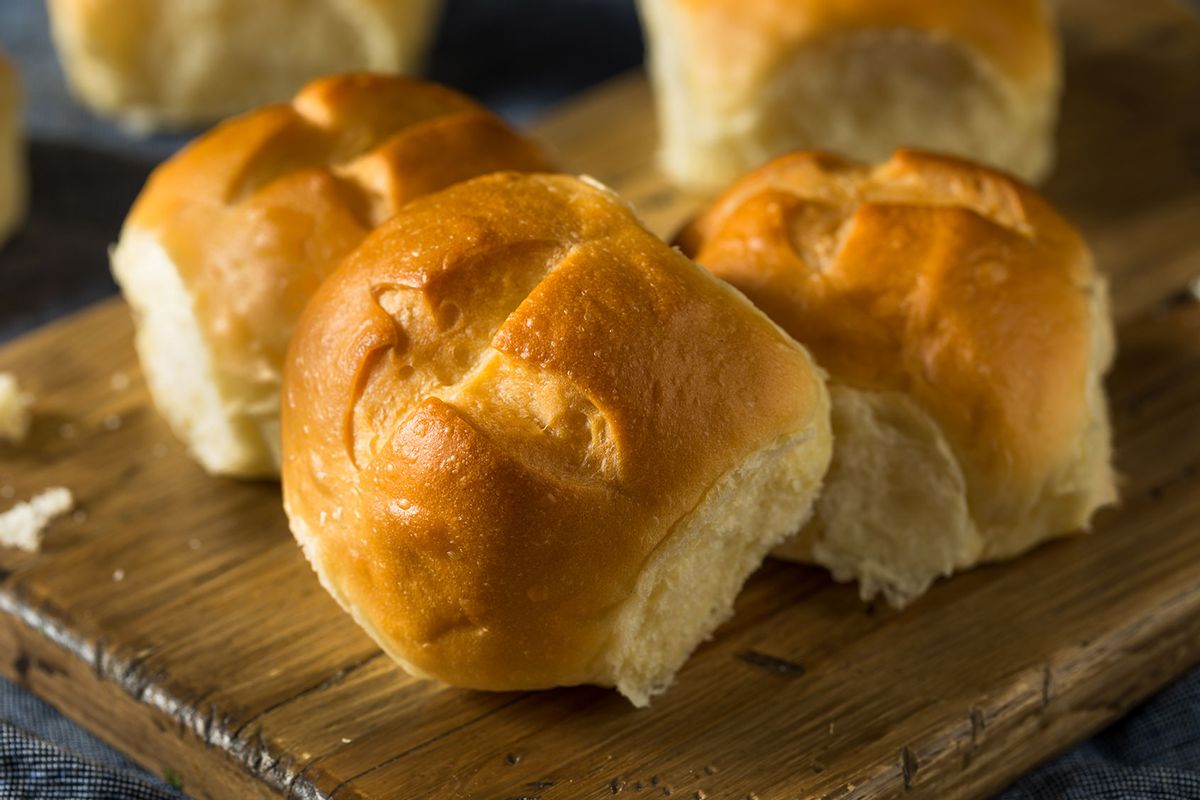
(2, 0, 1200, 797)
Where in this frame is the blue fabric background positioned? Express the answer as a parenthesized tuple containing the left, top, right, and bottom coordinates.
(1, 0, 1198, 797)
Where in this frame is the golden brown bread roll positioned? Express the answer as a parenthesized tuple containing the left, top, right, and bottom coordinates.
(639, 0, 1061, 190)
(678, 149, 1116, 607)
(0, 53, 25, 247)
(111, 74, 557, 477)
(280, 172, 833, 704)
(47, 0, 445, 131)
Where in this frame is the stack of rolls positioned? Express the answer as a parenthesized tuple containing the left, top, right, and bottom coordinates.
(110, 42, 1114, 702)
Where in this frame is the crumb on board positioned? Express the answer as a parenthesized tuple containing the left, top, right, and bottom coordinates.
(110, 371, 131, 392)
(0, 487, 75, 552)
(0, 372, 33, 443)
(112, 568, 126, 582)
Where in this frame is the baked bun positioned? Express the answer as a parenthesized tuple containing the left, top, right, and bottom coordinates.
(0, 53, 25, 247)
(280, 173, 832, 705)
(639, 0, 1061, 191)
(47, 0, 444, 130)
(678, 149, 1115, 607)
(111, 74, 557, 477)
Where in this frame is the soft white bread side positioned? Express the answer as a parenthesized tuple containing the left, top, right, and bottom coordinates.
(0, 54, 25, 247)
(111, 74, 557, 477)
(639, 0, 1061, 190)
(47, 0, 445, 130)
(679, 149, 1116, 607)
(281, 173, 832, 705)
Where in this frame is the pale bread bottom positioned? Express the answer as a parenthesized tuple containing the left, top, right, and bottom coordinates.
(111, 228, 274, 477)
(778, 373, 1116, 609)
(602, 426, 831, 706)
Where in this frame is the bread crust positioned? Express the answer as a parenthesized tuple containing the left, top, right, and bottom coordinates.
(639, 0, 1061, 188)
(112, 74, 557, 476)
(281, 173, 832, 697)
(671, 0, 1055, 98)
(679, 149, 1116, 603)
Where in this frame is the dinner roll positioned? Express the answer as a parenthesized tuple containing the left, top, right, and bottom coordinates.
(0, 54, 25, 247)
(281, 173, 832, 705)
(47, 0, 444, 130)
(678, 149, 1115, 607)
(639, 0, 1061, 191)
(111, 74, 556, 477)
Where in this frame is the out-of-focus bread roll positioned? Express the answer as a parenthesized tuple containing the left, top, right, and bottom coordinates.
(281, 173, 832, 705)
(47, 0, 444, 130)
(678, 149, 1115, 607)
(111, 74, 557, 477)
(639, 0, 1061, 191)
(0, 54, 25, 247)
(0, 373, 33, 443)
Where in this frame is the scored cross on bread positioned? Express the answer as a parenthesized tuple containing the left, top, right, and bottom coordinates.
(111, 74, 556, 477)
(679, 149, 1116, 607)
(281, 173, 833, 705)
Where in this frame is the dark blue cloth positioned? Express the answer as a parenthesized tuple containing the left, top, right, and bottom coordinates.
(2, 0, 1199, 797)
(4, 667, 1200, 799)
(998, 667, 1200, 799)
(0, 681, 182, 799)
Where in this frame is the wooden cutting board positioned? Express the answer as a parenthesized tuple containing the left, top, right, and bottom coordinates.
(3, 1, 1200, 797)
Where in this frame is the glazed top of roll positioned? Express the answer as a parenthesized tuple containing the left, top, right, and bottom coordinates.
(281, 172, 828, 690)
(677, 148, 1111, 496)
(125, 72, 557, 415)
(669, 0, 1057, 99)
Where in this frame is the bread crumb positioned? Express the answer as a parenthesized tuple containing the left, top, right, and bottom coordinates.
(103, 414, 123, 431)
(110, 371, 131, 392)
(0, 373, 33, 443)
(0, 487, 75, 552)
(112, 568, 126, 582)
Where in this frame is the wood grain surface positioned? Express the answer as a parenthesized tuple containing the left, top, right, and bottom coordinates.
(2, 1, 1200, 797)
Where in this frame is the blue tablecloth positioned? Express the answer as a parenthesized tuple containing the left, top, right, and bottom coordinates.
(1, 0, 1198, 797)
